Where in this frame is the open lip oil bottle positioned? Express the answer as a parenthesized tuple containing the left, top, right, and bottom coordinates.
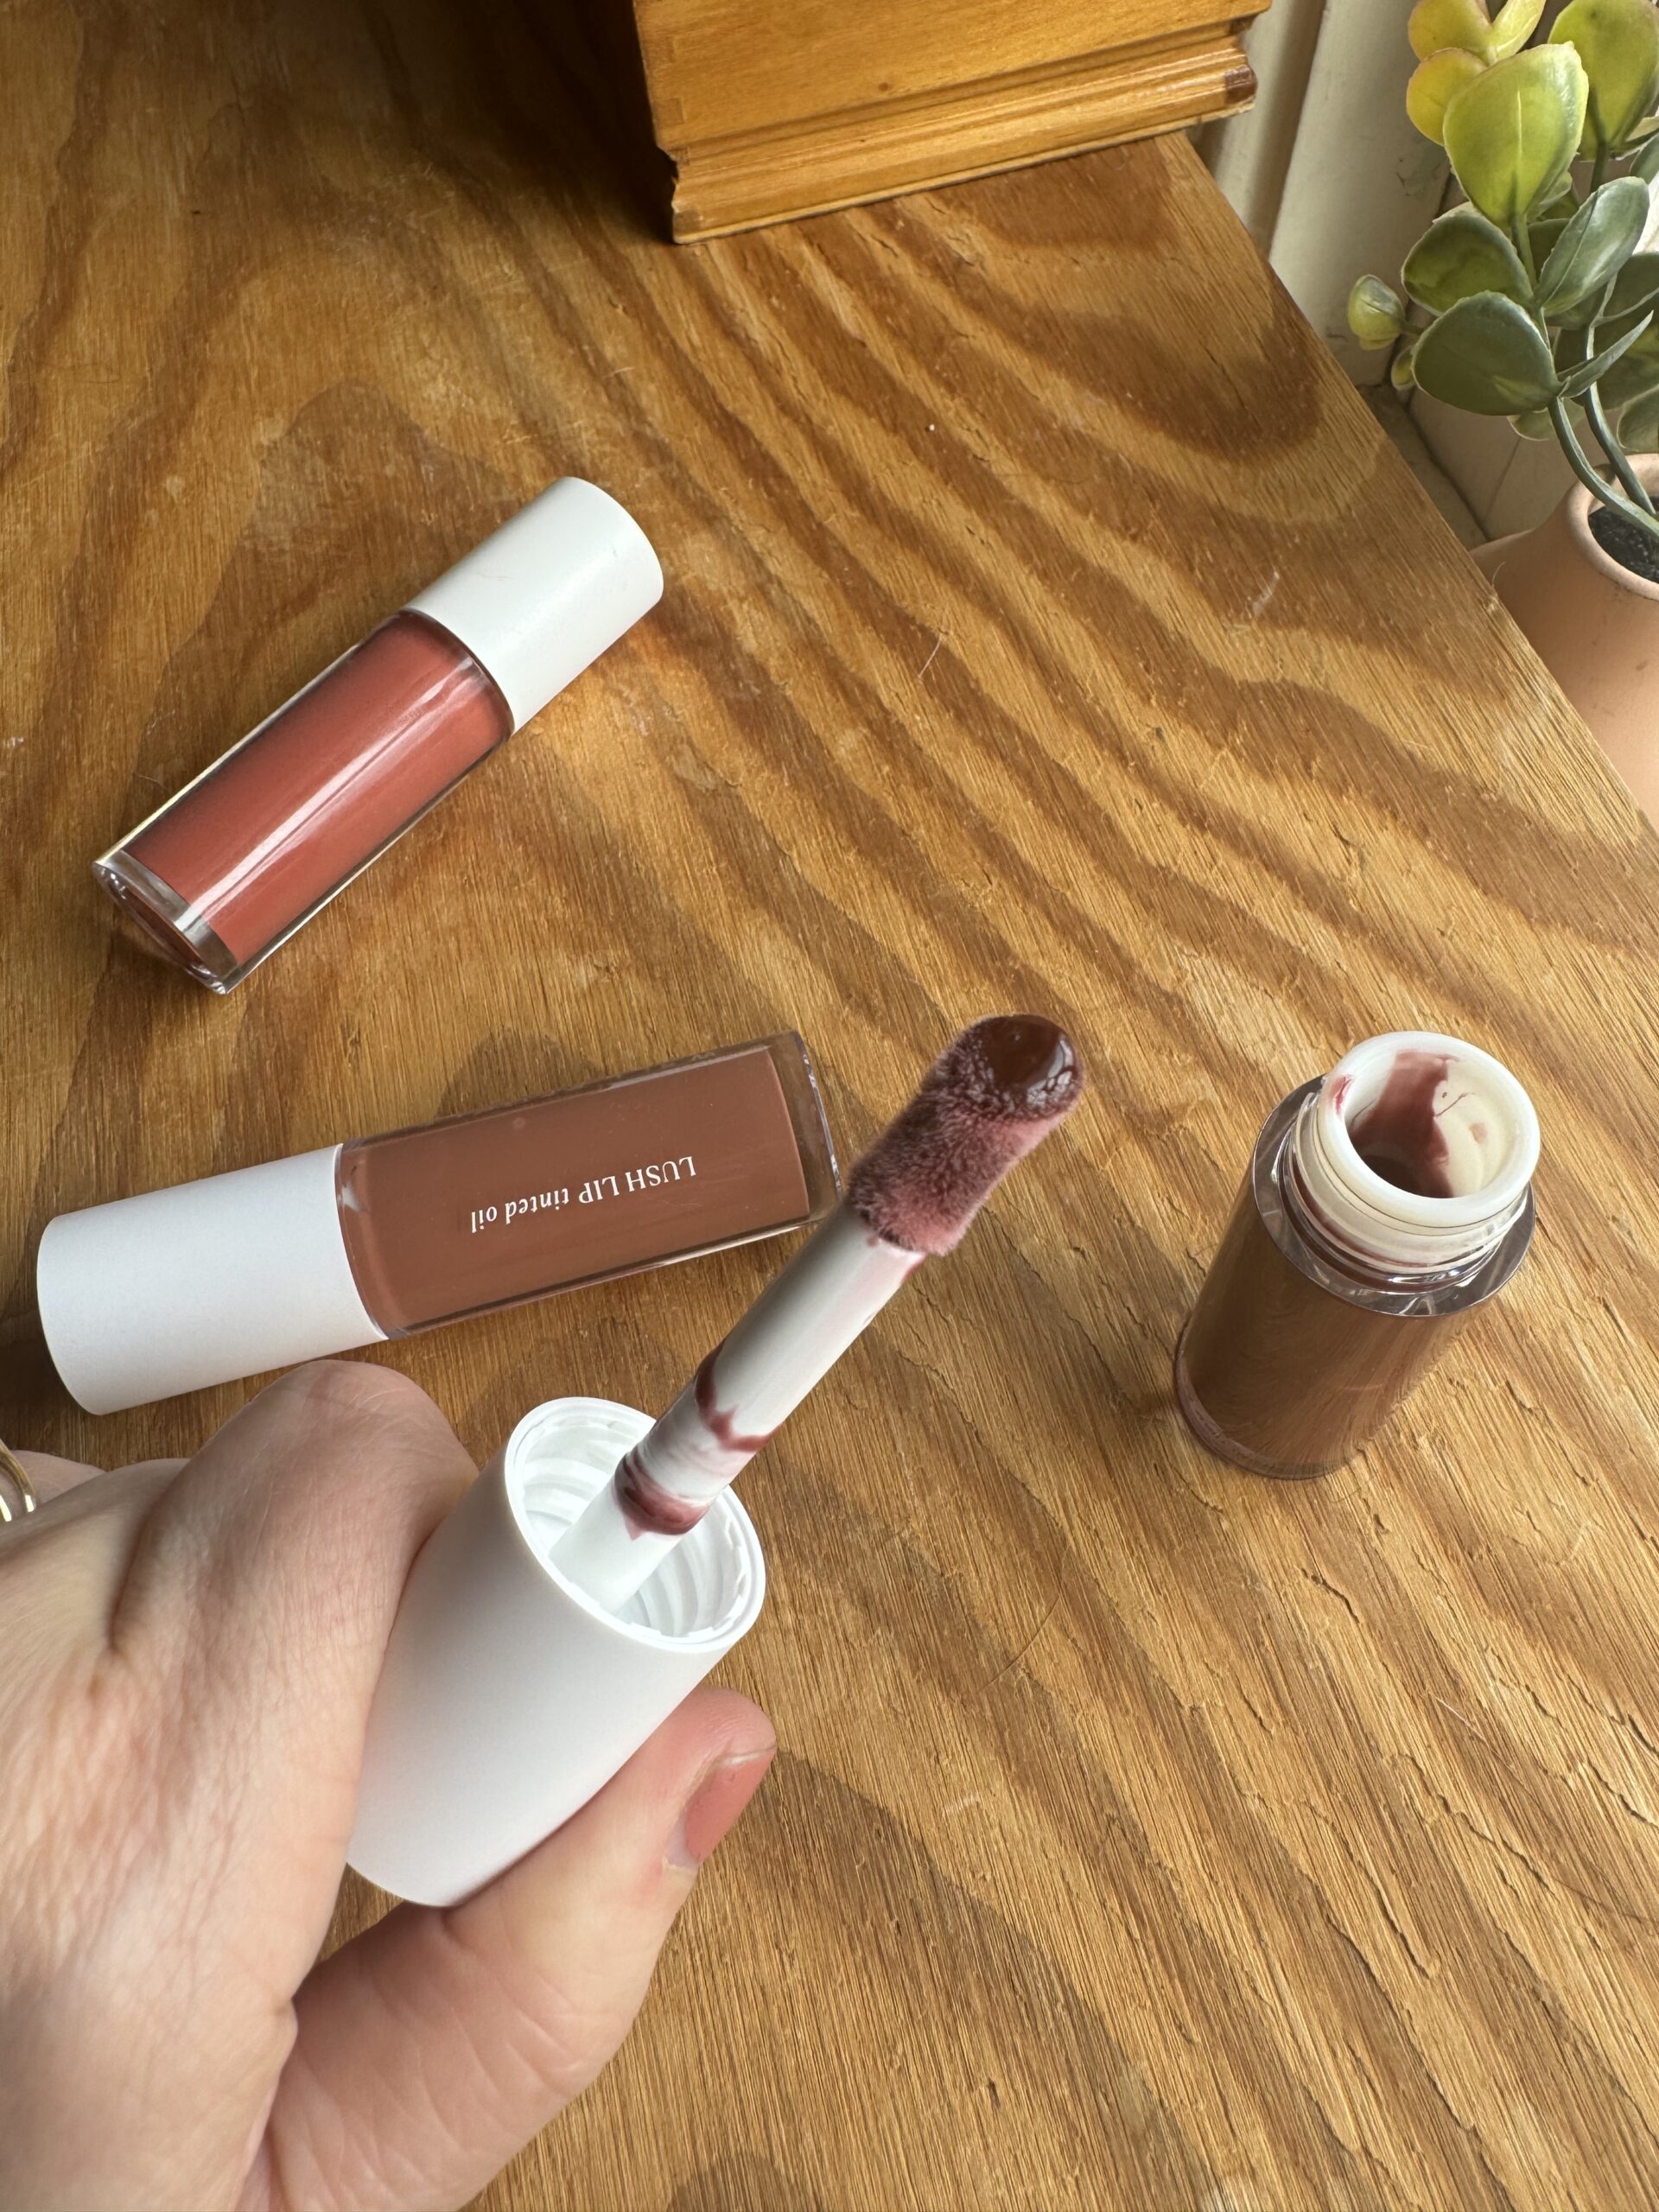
(1175, 1030, 1541, 1479)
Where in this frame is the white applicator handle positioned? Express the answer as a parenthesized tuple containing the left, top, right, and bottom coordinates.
(554, 1207, 918, 1608)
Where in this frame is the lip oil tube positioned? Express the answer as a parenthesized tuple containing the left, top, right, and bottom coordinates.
(1174, 1031, 1540, 1478)
(35, 1034, 838, 1414)
(93, 479, 662, 992)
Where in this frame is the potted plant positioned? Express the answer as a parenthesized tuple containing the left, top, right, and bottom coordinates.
(1349, 0, 1659, 815)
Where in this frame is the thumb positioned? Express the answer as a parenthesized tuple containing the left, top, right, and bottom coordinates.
(246, 1688, 775, 2212)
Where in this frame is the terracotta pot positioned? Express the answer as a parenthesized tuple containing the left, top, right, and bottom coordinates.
(1477, 461, 1659, 819)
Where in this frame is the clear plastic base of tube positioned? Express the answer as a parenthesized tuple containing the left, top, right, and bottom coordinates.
(92, 846, 244, 993)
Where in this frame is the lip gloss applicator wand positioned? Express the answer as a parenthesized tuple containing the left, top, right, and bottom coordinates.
(346, 1013, 1084, 1907)
(554, 1013, 1087, 1608)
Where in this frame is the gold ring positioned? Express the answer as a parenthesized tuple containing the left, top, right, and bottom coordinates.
(0, 1440, 37, 1522)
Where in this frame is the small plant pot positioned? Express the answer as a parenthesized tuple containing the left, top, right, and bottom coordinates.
(1477, 458, 1659, 822)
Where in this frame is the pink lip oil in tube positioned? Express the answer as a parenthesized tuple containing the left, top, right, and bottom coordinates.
(93, 478, 662, 992)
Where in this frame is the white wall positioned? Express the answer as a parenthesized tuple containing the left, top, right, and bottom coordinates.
(1203, 1, 1571, 534)
(1202, 0, 1448, 383)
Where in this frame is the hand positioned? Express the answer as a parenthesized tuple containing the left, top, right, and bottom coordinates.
(0, 1362, 774, 2212)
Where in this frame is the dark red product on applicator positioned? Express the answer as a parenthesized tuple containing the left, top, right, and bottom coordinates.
(557, 1014, 1086, 1607)
(846, 1014, 1084, 1252)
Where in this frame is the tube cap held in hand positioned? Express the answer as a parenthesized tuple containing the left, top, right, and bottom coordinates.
(346, 1396, 766, 1907)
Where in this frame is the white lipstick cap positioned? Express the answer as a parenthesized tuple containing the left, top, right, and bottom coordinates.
(36, 1147, 385, 1414)
(406, 478, 663, 733)
(346, 1396, 766, 1908)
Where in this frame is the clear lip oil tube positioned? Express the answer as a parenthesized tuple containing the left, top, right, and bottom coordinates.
(94, 478, 662, 990)
(35, 1034, 838, 1413)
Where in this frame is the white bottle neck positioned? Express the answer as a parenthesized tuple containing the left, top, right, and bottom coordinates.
(1282, 1032, 1539, 1281)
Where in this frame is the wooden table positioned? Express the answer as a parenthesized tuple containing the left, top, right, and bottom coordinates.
(8, 5, 1659, 2207)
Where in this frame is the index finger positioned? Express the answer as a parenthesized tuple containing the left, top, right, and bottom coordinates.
(108, 1361, 474, 1700)
(98, 1359, 476, 1988)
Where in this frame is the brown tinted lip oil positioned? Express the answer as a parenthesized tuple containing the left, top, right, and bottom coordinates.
(35, 1034, 838, 1413)
(1174, 1031, 1540, 1478)
(93, 479, 662, 992)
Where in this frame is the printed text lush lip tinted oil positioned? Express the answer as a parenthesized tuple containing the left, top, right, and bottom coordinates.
(35, 1034, 838, 1413)
(1174, 1031, 1540, 1478)
(94, 478, 661, 990)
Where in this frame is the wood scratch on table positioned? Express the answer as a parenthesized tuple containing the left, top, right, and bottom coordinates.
(1248, 568, 1280, 618)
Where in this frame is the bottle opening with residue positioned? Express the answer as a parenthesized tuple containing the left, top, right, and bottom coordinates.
(1175, 1031, 1540, 1479)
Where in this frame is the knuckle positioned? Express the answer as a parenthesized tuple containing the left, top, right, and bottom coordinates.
(261, 1358, 440, 1433)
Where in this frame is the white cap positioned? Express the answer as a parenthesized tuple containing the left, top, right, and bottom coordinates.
(36, 1147, 385, 1414)
(406, 479, 663, 731)
(347, 1396, 766, 1907)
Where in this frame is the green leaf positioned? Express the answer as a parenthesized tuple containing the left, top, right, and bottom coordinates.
(1597, 322, 1659, 399)
(1560, 308, 1655, 390)
(1580, 251, 1659, 338)
(1554, 322, 1594, 372)
(1632, 125, 1659, 175)
(1408, 0, 1548, 60)
(1348, 275, 1408, 346)
(1403, 206, 1531, 309)
(1409, 0, 1494, 59)
(1529, 217, 1573, 260)
(1552, 321, 1630, 373)
(1514, 398, 1586, 435)
(1413, 289, 1563, 410)
(1598, 301, 1659, 345)
(1618, 386, 1659, 444)
(1409, 48, 1489, 142)
(1535, 175, 1650, 313)
(1535, 182, 1583, 216)
(1391, 339, 1420, 391)
(1443, 46, 1590, 220)
(1551, 0, 1659, 150)
(1605, 248, 1659, 318)
(1487, 0, 1548, 56)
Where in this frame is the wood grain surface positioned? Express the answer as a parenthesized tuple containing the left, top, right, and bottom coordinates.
(619, 0, 1261, 239)
(6, 4, 1659, 2209)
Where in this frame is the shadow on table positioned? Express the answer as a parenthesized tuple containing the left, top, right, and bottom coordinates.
(666, 2152, 834, 2212)
(0, 1310, 73, 1437)
(144, 0, 673, 246)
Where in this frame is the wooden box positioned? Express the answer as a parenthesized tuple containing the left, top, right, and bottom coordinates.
(618, 0, 1266, 238)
